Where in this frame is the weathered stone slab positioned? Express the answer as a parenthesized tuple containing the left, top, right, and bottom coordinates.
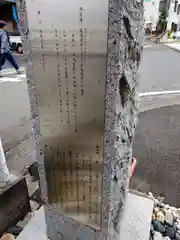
(16, 207, 47, 240)
(119, 191, 154, 240)
(19, 0, 109, 229)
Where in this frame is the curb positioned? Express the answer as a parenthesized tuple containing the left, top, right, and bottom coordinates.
(164, 44, 180, 54)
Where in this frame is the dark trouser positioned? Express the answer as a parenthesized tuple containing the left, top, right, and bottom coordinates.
(0, 54, 5, 71)
(0, 51, 19, 71)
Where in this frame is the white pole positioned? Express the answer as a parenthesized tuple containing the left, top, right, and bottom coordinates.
(0, 137, 10, 187)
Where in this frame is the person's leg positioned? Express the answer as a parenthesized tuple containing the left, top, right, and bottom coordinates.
(0, 55, 3, 71)
(0, 55, 3, 76)
(4, 52, 19, 71)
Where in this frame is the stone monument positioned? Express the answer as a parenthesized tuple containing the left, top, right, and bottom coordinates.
(17, 0, 143, 239)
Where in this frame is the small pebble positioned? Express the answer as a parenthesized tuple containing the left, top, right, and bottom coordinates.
(165, 209, 174, 225)
(150, 223, 154, 236)
(156, 211, 165, 223)
(157, 196, 164, 203)
(149, 192, 153, 198)
(164, 204, 170, 210)
(176, 223, 180, 230)
(152, 220, 165, 233)
(154, 207, 159, 213)
(154, 199, 160, 206)
(170, 207, 177, 211)
(151, 223, 154, 231)
(177, 209, 180, 214)
(153, 231, 163, 240)
(173, 212, 178, 220)
(172, 221, 177, 232)
(176, 231, 180, 240)
(151, 196, 180, 240)
(164, 226, 175, 239)
(158, 203, 164, 208)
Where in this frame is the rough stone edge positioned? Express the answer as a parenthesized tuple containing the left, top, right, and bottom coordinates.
(101, 0, 144, 239)
(16, 0, 48, 204)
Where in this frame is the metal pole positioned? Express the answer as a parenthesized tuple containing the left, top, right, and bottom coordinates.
(0, 137, 10, 187)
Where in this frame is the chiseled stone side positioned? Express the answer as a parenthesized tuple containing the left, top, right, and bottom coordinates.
(16, 0, 48, 204)
(102, 0, 144, 239)
(17, 0, 143, 239)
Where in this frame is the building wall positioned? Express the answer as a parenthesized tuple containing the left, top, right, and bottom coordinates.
(0, 2, 17, 32)
(167, 0, 180, 30)
(144, 0, 180, 31)
(144, 0, 161, 27)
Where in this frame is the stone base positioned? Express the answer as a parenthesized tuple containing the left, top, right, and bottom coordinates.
(119, 190, 153, 240)
(17, 191, 153, 240)
(17, 207, 47, 240)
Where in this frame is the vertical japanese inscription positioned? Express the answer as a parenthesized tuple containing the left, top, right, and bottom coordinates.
(88, 156, 92, 219)
(26, 0, 109, 229)
(79, 7, 84, 96)
(96, 144, 100, 225)
(76, 153, 80, 215)
(54, 29, 63, 122)
(63, 30, 70, 126)
(38, 11, 46, 72)
(72, 33, 77, 132)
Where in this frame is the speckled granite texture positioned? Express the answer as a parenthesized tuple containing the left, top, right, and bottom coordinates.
(102, 0, 144, 239)
(17, 0, 144, 239)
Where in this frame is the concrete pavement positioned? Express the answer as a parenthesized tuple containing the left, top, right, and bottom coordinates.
(0, 68, 35, 175)
(0, 68, 30, 145)
(164, 42, 180, 53)
(139, 41, 180, 92)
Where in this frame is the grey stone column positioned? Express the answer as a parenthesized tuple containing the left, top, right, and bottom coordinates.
(104, 1, 144, 239)
(17, 0, 144, 239)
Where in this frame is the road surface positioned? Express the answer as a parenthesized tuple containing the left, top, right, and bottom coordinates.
(132, 41, 180, 206)
(139, 41, 180, 92)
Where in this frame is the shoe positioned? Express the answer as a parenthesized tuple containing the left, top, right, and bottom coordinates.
(16, 69, 23, 75)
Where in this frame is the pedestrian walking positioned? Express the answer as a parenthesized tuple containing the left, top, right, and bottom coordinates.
(0, 20, 22, 77)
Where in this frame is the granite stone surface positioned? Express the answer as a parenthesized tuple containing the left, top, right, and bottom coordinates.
(103, 0, 144, 239)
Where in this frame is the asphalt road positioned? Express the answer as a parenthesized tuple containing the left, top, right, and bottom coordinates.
(132, 105, 180, 207)
(132, 42, 180, 206)
(139, 41, 180, 93)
